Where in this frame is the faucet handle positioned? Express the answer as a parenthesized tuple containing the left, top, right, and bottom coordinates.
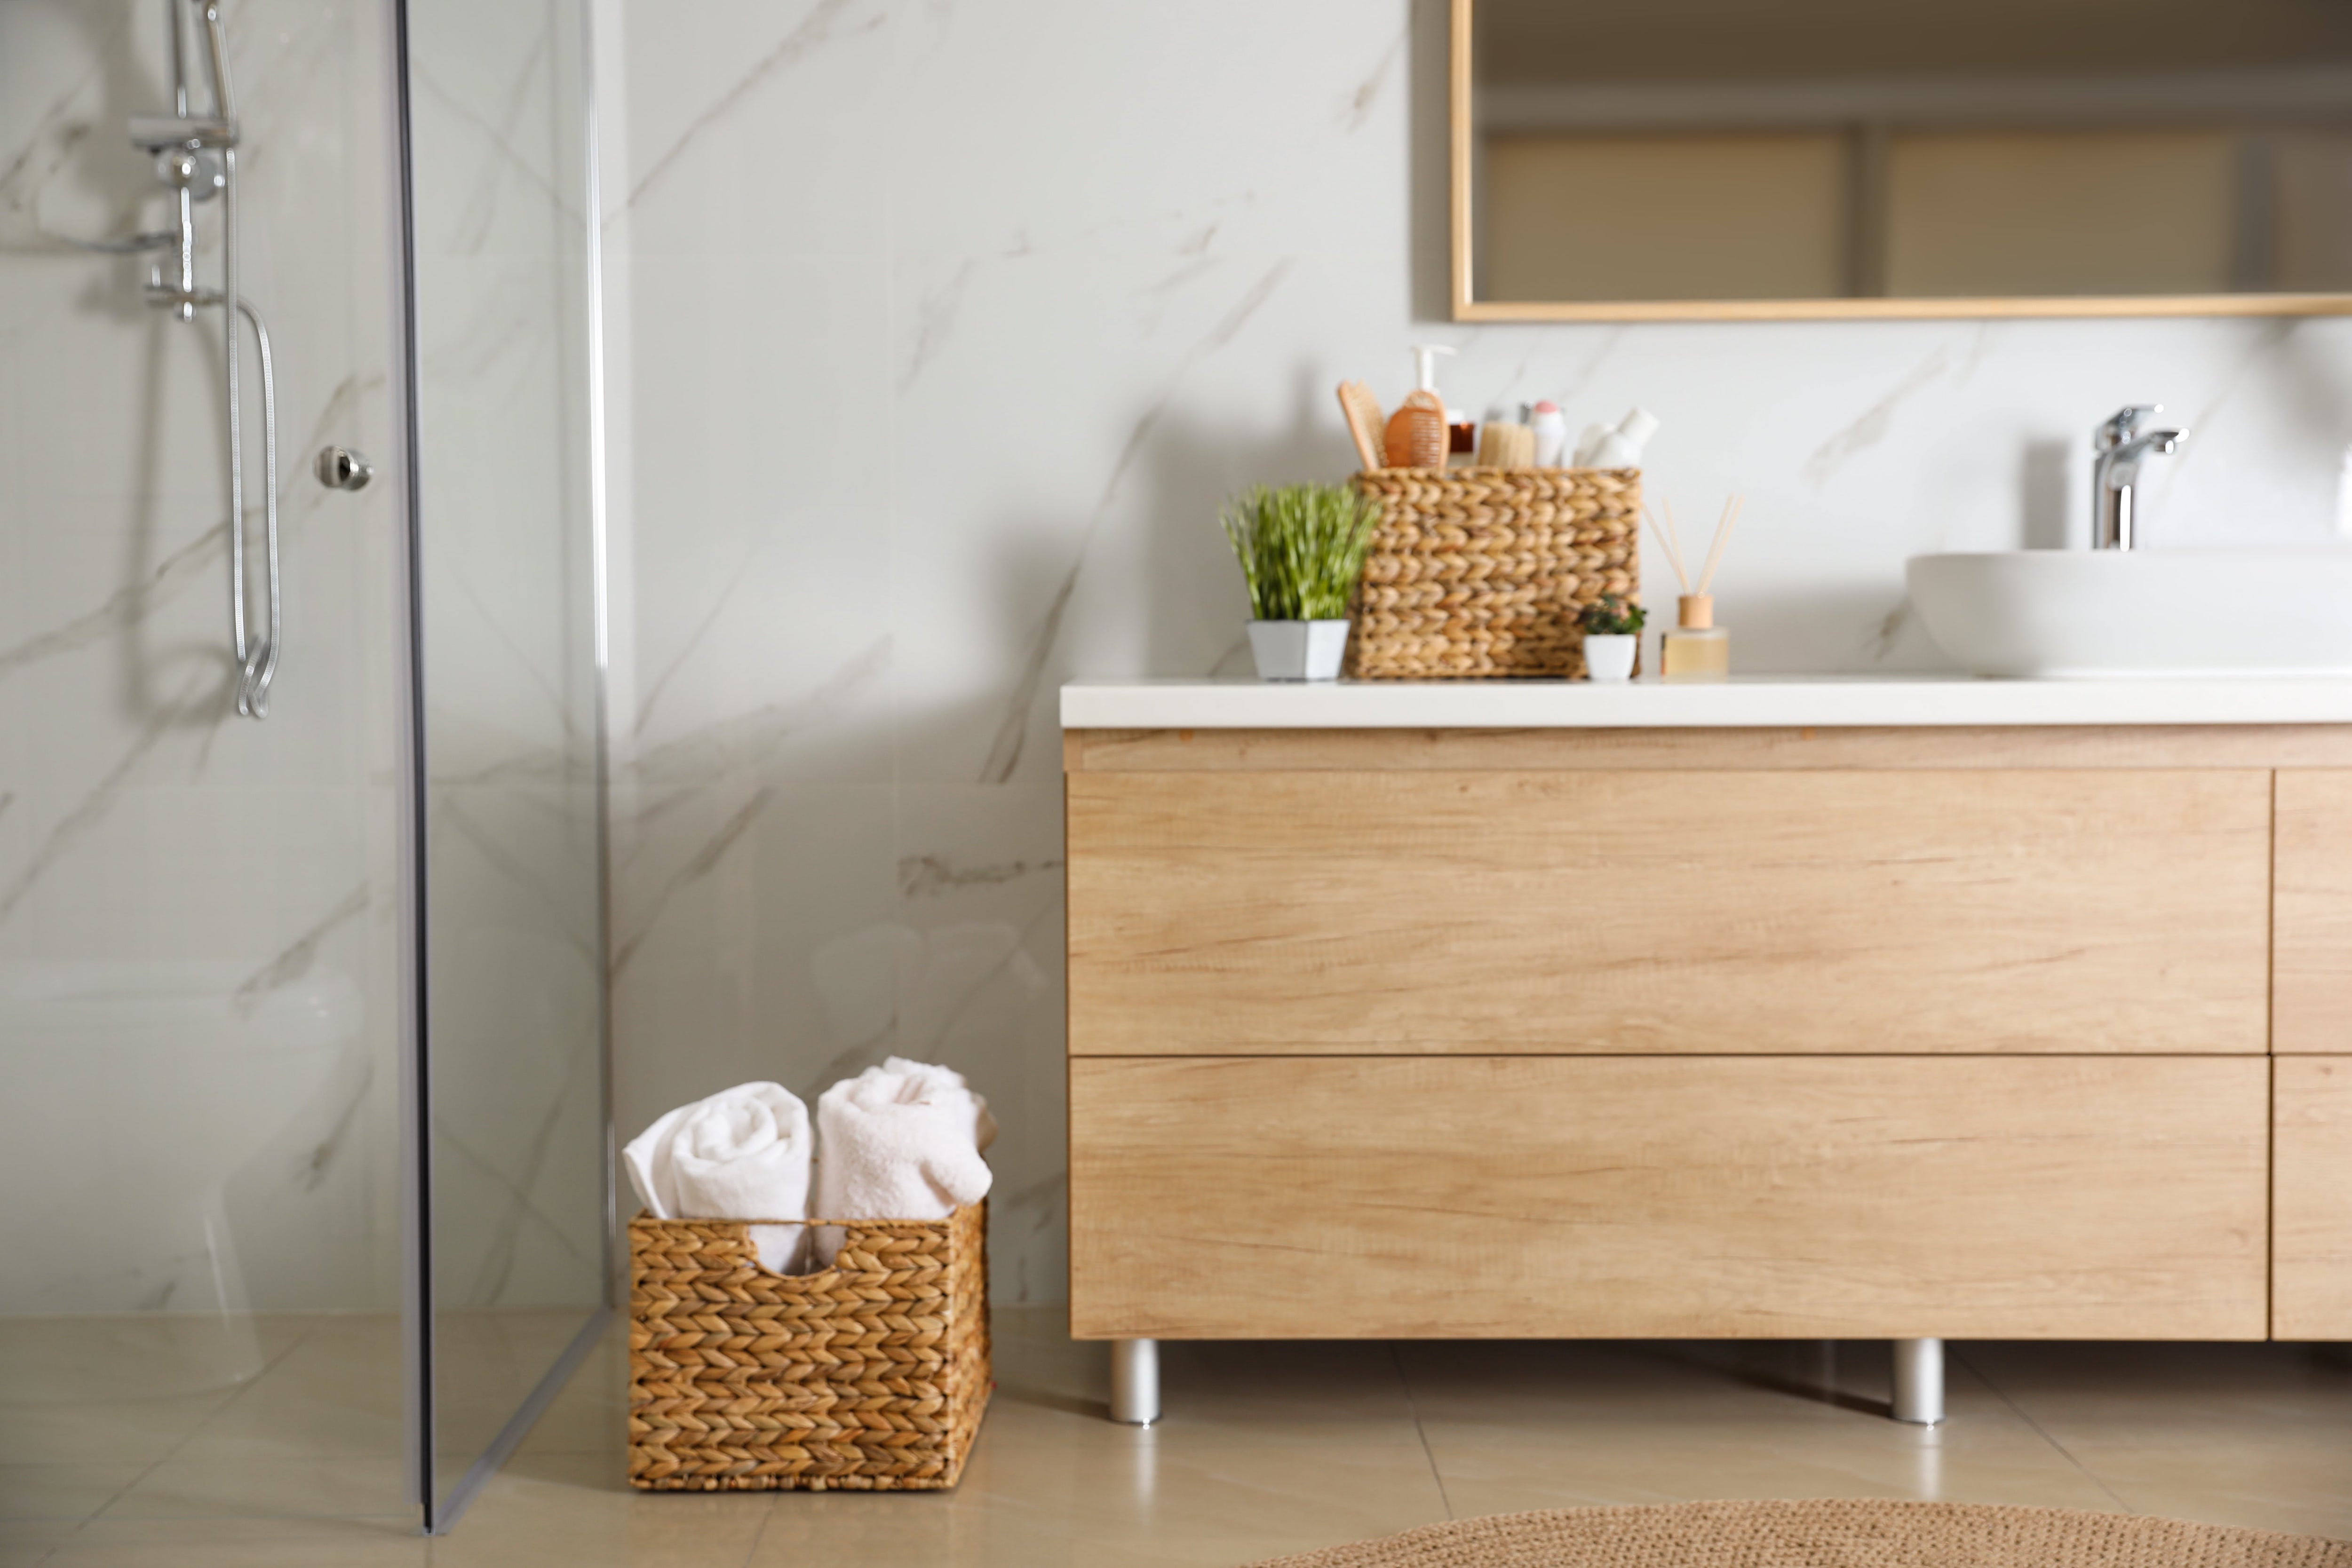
(2097, 404, 2163, 449)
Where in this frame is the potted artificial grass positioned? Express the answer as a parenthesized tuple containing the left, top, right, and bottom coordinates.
(1220, 483, 1382, 681)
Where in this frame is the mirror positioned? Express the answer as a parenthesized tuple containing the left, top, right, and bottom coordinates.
(1454, 0, 2352, 319)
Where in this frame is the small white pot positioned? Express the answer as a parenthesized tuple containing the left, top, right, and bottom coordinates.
(1248, 619, 1351, 681)
(1582, 634, 1637, 681)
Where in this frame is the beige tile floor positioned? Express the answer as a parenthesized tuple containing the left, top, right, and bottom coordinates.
(4, 1310, 2349, 1566)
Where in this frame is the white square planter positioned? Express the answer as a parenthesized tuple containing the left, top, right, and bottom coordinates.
(1583, 634, 1637, 681)
(1248, 620, 1351, 681)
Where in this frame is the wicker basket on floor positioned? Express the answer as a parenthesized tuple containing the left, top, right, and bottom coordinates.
(627, 1202, 989, 1492)
(1348, 467, 1642, 679)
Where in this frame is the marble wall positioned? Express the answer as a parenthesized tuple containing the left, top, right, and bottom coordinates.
(0, 0, 609, 1323)
(597, 0, 2352, 1304)
(409, 0, 609, 1318)
(0, 0, 405, 1314)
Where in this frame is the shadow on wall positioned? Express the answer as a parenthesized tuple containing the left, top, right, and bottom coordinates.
(1136, 366, 1362, 678)
(0, 3, 171, 258)
(971, 366, 1359, 782)
(1407, 0, 1453, 323)
(0, 3, 256, 729)
(2259, 321, 2352, 471)
(2020, 438, 2072, 550)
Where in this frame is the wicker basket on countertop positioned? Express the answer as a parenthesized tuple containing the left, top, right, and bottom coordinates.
(1348, 466, 1642, 679)
(627, 1202, 989, 1492)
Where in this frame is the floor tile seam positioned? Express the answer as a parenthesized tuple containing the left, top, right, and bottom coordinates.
(1405, 1408, 1925, 1431)
(725, 1491, 782, 1568)
(1949, 1344, 2132, 1514)
(80, 1506, 420, 1525)
(1388, 1341, 1456, 1521)
(79, 1318, 327, 1529)
(26, 1518, 77, 1568)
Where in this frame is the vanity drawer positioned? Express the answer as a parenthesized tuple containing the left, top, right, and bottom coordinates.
(1067, 1055, 2270, 1341)
(2273, 771, 2352, 1053)
(1066, 769, 2270, 1056)
(2274, 1056, 2352, 1339)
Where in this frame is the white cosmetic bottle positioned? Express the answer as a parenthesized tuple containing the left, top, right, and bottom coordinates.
(1575, 407, 1661, 468)
(1529, 401, 1568, 467)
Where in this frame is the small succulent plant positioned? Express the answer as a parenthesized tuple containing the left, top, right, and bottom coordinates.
(1578, 593, 1648, 637)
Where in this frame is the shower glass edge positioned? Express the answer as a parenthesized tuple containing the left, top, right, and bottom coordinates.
(389, 0, 615, 1535)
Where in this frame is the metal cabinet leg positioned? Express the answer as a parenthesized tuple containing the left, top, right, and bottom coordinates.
(1892, 1337, 1945, 1425)
(1111, 1338, 1160, 1425)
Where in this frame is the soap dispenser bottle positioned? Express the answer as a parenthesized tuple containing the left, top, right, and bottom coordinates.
(1384, 344, 1453, 470)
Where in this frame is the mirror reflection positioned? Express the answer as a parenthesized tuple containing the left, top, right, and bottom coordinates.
(1467, 0, 2352, 309)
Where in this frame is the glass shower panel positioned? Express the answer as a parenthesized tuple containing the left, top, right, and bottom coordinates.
(0, 0, 408, 1535)
(403, 0, 609, 1525)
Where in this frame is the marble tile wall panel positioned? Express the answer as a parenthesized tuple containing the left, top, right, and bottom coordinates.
(405, 0, 609, 1317)
(0, 0, 406, 1314)
(8, 0, 608, 1322)
(601, 0, 2352, 1304)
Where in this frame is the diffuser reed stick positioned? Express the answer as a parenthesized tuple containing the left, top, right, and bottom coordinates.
(1643, 501, 1692, 594)
(1697, 494, 1745, 594)
(1644, 495, 1745, 595)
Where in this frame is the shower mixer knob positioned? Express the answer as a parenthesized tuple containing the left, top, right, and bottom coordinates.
(314, 446, 373, 491)
(153, 146, 225, 198)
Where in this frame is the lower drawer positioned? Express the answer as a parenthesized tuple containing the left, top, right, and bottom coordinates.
(1068, 1055, 2269, 1341)
(2275, 1056, 2352, 1339)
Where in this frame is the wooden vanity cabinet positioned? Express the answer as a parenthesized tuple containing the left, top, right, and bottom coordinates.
(1064, 728, 2349, 1346)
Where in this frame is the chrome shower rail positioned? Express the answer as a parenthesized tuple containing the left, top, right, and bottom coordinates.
(128, 0, 283, 718)
(229, 292, 282, 716)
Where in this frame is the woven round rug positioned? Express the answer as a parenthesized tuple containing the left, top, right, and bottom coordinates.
(1244, 1501, 2352, 1568)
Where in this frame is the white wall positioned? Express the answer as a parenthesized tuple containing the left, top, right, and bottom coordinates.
(601, 0, 2352, 1303)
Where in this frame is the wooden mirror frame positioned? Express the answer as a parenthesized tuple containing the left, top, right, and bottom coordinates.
(1449, 0, 2352, 322)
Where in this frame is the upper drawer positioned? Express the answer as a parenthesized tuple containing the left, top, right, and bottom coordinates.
(2275, 771, 2352, 1054)
(1066, 768, 2271, 1055)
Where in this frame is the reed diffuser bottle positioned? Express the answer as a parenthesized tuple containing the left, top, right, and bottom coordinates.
(1646, 495, 1744, 682)
(1662, 594, 1729, 680)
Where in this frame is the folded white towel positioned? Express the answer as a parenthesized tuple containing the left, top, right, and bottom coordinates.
(622, 1082, 813, 1273)
(810, 1057, 995, 1266)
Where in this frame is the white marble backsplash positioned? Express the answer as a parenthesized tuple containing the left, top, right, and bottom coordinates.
(597, 0, 2352, 1304)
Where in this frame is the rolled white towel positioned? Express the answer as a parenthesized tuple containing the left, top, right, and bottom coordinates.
(810, 1057, 995, 1267)
(622, 1082, 813, 1273)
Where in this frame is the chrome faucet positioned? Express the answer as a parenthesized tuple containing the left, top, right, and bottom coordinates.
(2091, 405, 2185, 551)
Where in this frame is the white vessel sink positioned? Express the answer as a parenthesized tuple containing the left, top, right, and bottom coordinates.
(1906, 548, 2352, 678)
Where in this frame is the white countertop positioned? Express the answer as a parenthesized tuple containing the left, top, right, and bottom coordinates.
(1061, 676, 2352, 729)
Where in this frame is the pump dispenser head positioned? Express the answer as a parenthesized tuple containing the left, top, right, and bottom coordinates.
(1409, 343, 1456, 394)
